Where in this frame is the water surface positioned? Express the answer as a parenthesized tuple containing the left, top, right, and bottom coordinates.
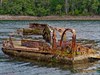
(0, 20, 100, 75)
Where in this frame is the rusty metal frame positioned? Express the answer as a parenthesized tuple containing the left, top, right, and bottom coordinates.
(60, 28, 76, 52)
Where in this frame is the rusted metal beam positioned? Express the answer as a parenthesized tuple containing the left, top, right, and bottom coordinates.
(60, 28, 76, 58)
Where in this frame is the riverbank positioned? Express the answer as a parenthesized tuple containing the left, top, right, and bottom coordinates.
(0, 15, 100, 20)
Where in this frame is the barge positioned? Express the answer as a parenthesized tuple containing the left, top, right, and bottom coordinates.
(2, 23, 100, 64)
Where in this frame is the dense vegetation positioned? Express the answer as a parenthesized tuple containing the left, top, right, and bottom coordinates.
(0, 0, 100, 16)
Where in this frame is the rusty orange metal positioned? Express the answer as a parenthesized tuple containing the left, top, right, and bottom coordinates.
(2, 23, 100, 63)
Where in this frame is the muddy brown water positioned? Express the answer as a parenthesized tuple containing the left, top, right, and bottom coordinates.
(0, 20, 100, 75)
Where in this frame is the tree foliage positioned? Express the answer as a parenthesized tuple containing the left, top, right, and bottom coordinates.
(0, 0, 100, 16)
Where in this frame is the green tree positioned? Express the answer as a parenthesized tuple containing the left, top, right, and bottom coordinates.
(56, 4, 62, 15)
(91, 0, 99, 14)
(0, 0, 100, 16)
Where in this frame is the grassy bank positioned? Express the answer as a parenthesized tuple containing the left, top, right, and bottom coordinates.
(0, 15, 100, 20)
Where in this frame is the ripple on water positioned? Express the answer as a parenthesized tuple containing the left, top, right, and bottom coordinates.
(0, 61, 72, 75)
(0, 20, 100, 75)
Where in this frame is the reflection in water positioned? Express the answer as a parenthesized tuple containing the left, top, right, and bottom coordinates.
(0, 20, 100, 75)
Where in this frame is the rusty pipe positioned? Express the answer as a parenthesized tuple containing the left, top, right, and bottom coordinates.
(60, 28, 76, 51)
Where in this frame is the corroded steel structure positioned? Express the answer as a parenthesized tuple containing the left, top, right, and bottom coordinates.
(2, 23, 100, 64)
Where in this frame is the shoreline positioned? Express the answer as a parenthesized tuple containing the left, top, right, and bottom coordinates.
(0, 15, 100, 20)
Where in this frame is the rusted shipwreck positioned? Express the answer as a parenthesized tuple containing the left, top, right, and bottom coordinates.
(2, 23, 100, 64)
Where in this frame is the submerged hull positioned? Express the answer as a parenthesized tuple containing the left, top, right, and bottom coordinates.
(2, 48, 53, 62)
(2, 48, 73, 64)
(2, 23, 100, 65)
(2, 47, 93, 65)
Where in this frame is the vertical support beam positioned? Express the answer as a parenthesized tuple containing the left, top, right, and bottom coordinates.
(71, 29, 76, 52)
(52, 29, 57, 50)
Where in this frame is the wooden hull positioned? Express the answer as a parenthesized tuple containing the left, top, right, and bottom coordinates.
(2, 49, 53, 62)
(2, 48, 92, 65)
